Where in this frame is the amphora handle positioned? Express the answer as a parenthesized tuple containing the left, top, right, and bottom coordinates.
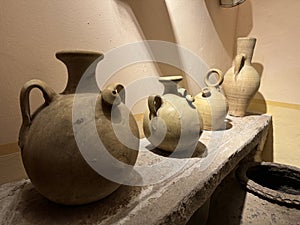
(234, 54, 246, 77)
(148, 95, 162, 119)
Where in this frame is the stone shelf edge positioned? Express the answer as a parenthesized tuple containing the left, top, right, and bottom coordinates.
(0, 114, 272, 225)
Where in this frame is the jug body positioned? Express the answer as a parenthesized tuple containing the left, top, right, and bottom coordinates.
(194, 69, 228, 131)
(143, 76, 201, 152)
(19, 51, 139, 205)
(222, 37, 260, 117)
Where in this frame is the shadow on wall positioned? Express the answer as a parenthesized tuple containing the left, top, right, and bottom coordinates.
(204, 0, 253, 57)
(234, 0, 254, 37)
(115, 0, 188, 87)
(248, 62, 266, 114)
(248, 91, 267, 114)
(116, 0, 176, 42)
(252, 62, 264, 78)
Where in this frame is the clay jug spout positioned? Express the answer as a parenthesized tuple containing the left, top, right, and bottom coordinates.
(101, 83, 125, 106)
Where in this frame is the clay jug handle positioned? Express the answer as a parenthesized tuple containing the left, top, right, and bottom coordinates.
(234, 54, 246, 76)
(101, 83, 125, 105)
(148, 95, 162, 119)
(204, 68, 224, 87)
(20, 79, 58, 128)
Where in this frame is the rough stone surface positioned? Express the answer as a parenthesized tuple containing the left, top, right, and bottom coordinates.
(237, 162, 300, 207)
(0, 114, 271, 225)
(207, 168, 300, 225)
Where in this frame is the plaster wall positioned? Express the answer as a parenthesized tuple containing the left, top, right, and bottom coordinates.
(0, 0, 237, 145)
(0, 0, 238, 183)
(239, 0, 300, 167)
(2, 0, 299, 184)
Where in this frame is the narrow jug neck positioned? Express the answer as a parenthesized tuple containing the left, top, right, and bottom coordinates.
(159, 75, 183, 95)
(56, 51, 103, 94)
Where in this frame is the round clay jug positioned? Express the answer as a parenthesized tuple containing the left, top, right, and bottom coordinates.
(222, 37, 261, 117)
(18, 50, 140, 205)
(143, 76, 202, 153)
(194, 69, 228, 131)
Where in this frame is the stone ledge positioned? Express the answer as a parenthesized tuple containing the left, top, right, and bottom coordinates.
(0, 114, 272, 225)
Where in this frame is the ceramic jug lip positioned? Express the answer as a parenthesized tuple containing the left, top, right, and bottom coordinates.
(159, 75, 183, 82)
(237, 37, 257, 41)
(55, 50, 103, 59)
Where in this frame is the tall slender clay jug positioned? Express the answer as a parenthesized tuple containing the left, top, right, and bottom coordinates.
(194, 69, 228, 131)
(19, 50, 140, 205)
(222, 37, 260, 117)
(143, 76, 201, 153)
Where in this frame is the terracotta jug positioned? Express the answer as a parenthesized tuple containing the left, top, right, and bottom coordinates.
(194, 69, 228, 131)
(18, 50, 139, 205)
(222, 37, 260, 117)
(143, 76, 202, 153)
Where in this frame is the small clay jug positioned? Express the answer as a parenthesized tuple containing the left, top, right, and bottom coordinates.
(143, 76, 202, 153)
(194, 69, 228, 131)
(19, 50, 139, 205)
(222, 37, 260, 117)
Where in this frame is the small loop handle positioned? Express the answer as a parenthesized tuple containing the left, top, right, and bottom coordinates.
(204, 68, 224, 87)
(19, 79, 57, 149)
(20, 79, 57, 127)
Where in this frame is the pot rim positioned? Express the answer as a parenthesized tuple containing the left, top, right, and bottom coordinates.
(55, 50, 103, 59)
(236, 161, 300, 208)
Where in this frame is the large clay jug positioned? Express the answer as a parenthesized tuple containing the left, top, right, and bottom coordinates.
(143, 76, 202, 153)
(222, 37, 260, 117)
(194, 69, 228, 131)
(18, 50, 139, 205)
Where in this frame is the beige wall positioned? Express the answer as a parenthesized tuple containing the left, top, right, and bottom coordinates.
(1, 0, 299, 184)
(240, 0, 300, 167)
(0, 0, 237, 146)
(0, 0, 237, 183)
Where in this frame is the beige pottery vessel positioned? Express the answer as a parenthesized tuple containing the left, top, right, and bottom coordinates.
(143, 76, 202, 153)
(222, 37, 260, 117)
(18, 51, 139, 205)
(194, 69, 229, 131)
